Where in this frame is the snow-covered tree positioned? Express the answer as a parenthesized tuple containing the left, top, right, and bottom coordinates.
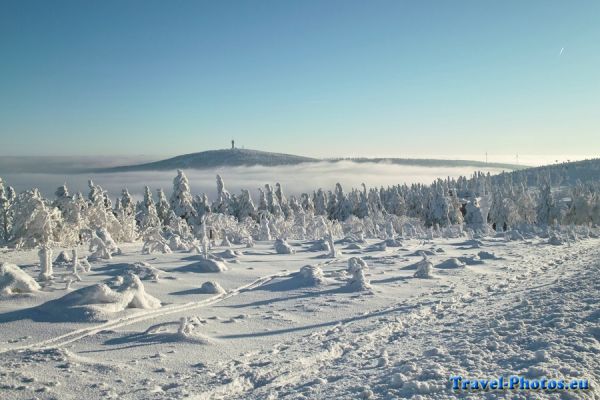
(85, 180, 121, 238)
(426, 184, 450, 227)
(258, 216, 272, 241)
(0, 178, 14, 244)
(10, 189, 61, 248)
(156, 188, 172, 226)
(171, 170, 196, 224)
(464, 198, 485, 227)
(212, 175, 231, 214)
(193, 194, 210, 223)
(314, 189, 327, 216)
(300, 193, 315, 214)
(235, 189, 256, 221)
(275, 183, 292, 218)
(330, 183, 352, 221)
(136, 186, 160, 234)
(120, 189, 135, 217)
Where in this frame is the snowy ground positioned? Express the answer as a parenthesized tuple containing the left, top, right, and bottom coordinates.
(0, 236, 598, 399)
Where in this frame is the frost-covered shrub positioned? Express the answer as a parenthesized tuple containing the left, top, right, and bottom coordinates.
(89, 228, 121, 260)
(297, 265, 325, 286)
(127, 261, 161, 282)
(274, 238, 295, 254)
(307, 240, 330, 252)
(414, 254, 434, 279)
(176, 317, 211, 343)
(142, 228, 172, 255)
(258, 217, 272, 241)
(435, 258, 465, 269)
(347, 257, 371, 291)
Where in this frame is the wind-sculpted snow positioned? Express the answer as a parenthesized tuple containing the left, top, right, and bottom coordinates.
(0, 236, 598, 399)
(0, 263, 41, 294)
(38, 272, 161, 322)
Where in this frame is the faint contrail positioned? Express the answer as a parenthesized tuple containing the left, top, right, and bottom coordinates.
(559, 47, 564, 56)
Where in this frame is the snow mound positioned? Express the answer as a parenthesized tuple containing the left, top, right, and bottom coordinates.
(384, 238, 402, 247)
(407, 249, 435, 257)
(346, 257, 371, 292)
(457, 255, 485, 265)
(198, 281, 226, 294)
(367, 242, 387, 252)
(477, 251, 502, 260)
(0, 263, 41, 295)
(435, 258, 466, 269)
(297, 265, 325, 286)
(344, 243, 363, 250)
(307, 240, 330, 252)
(43, 273, 161, 321)
(456, 239, 483, 248)
(274, 239, 295, 254)
(414, 256, 434, 279)
(548, 232, 564, 246)
(216, 249, 240, 259)
(505, 230, 525, 241)
(127, 262, 162, 282)
(194, 258, 228, 273)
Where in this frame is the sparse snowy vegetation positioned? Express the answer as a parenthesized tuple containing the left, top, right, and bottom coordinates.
(2, 162, 599, 253)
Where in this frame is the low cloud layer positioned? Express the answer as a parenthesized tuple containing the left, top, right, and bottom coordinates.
(2, 161, 506, 201)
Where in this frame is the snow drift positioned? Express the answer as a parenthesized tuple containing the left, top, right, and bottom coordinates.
(0, 263, 41, 295)
(40, 272, 161, 321)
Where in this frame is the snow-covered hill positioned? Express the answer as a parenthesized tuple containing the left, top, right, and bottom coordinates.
(496, 157, 600, 186)
(96, 149, 318, 172)
(92, 149, 524, 173)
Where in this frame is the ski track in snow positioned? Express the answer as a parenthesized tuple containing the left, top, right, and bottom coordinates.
(0, 271, 292, 355)
(1, 240, 598, 399)
(187, 241, 600, 399)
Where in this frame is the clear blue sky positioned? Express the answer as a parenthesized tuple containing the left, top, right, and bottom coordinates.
(1, 0, 598, 158)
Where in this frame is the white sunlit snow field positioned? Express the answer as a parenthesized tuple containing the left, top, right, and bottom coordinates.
(0, 234, 599, 399)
